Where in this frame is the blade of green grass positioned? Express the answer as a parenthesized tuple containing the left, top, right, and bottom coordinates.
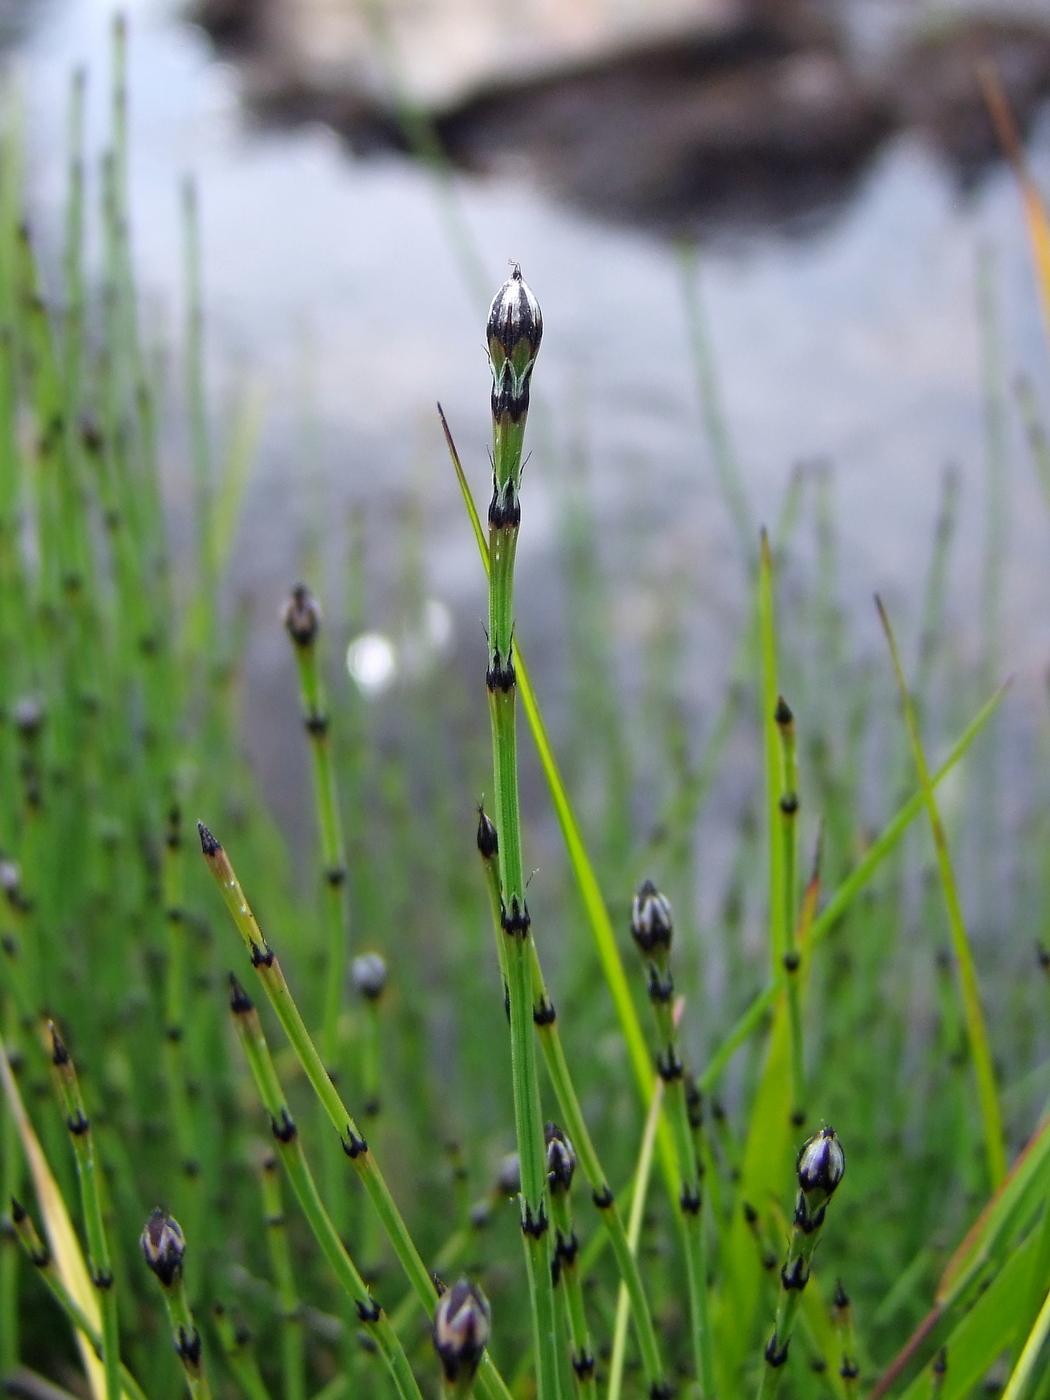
(876, 597, 1006, 1189)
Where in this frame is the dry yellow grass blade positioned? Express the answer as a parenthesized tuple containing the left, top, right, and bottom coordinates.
(0, 1031, 107, 1400)
(977, 58, 1050, 344)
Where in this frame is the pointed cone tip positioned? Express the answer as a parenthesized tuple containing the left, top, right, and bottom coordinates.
(197, 822, 220, 856)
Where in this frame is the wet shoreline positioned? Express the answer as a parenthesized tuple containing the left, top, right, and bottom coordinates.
(193, 1, 1050, 234)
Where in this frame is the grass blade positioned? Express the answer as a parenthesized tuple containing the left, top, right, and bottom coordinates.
(876, 597, 1005, 1188)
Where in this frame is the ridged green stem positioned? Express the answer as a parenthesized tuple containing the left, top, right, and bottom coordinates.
(48, 1023, 121, 1400)
(832, 1283, 859, 1400)
(444, 407, 683, 1218)
(212, 1303, 273, 1400)
(162, 1269, 213, 1400)
(201, 826, 520, 1392)
(757, 1207, 827, 1400)
(759, 533, 785, 981)
(260, 1153, 306, 1400)
(230, 983, 421, 1400)
(775, 701, 805, 1125)
(645, 971, 713, 1400)
(550, 1188, 596, 1400)
(485, 339, 561, 1398)
(286, 601, 348, 1070)
(10, 1201, 148, 1400)
(757, 1131, 843, 1400)
(477, 812, 668, 1397)
(699, 681, 1007, 1093)
(608, 1075, 663, 1400)
(161, 805, 202, 1261)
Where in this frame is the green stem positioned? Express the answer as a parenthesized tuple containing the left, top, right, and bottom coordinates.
(832, 1283, 859, 1400)
(212, 1303, 274, 1400)
(757, 1130, 844, 1400)
(649, 978, 713, 1400)
(164, 1272, 213, 1400)
(198, 826, 526, 1399)
(550, 1190, 596, 1400)
(699, 680, 1008, 1093)
(284, 586, 349, 1069)
(485, 270, 561, 1400)
(229, 978, 422, 1400)
(477, 815, 668, 1397)
(10, 1201, 149, 1400)
(47, 1023, 122, 1400)
(608, 1076, 663, 1400)
(260, 1153, 306, 1400)
(757, 1225, 820, 1400)
(161, 804, 202, 1255)
(444, 407, 681, 1214)
(775, 700, 805, 1125)
(759, 532, 785, 980)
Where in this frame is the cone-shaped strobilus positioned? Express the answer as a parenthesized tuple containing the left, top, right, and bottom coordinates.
(141, 1209, 212, 1399)
(758, 1126, 846, 1400)
(433, 1278, 491, 1400)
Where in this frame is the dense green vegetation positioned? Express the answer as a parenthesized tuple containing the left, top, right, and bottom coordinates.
(2, 21, 1050, 1400)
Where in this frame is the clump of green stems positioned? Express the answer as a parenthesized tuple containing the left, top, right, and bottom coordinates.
(1, 30, 1049, 1400)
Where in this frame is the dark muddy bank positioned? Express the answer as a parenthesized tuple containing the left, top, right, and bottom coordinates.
(194, 2, 1050, 234)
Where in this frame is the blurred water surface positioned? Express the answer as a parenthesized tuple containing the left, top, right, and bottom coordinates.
(11, 0, 1050, 828)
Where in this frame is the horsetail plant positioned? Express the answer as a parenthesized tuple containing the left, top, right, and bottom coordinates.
(351, 952, 387, 1120)
(211, 1302, 274, 1400)
(226, 973, 423, 1400)
(481, 266, 561, 1400)
(545, 1124, 596, 1400)
(258, 1151, 305, 1400)
(832, 1280, 860, 1400)
(775, 697, 806, 1128)
(757, 1126, 846, 1400)
(161, 802, 203, 1256)
(477, 771, 669, 1397)
(10, 1199, 149, 1400)
(197, 824, 516, 1400)
(630, 880, 714, 1400)
(47, 1022, 122, 1400)
(140, 1208, 211, 1400)
(282, 583, 348, 1072)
